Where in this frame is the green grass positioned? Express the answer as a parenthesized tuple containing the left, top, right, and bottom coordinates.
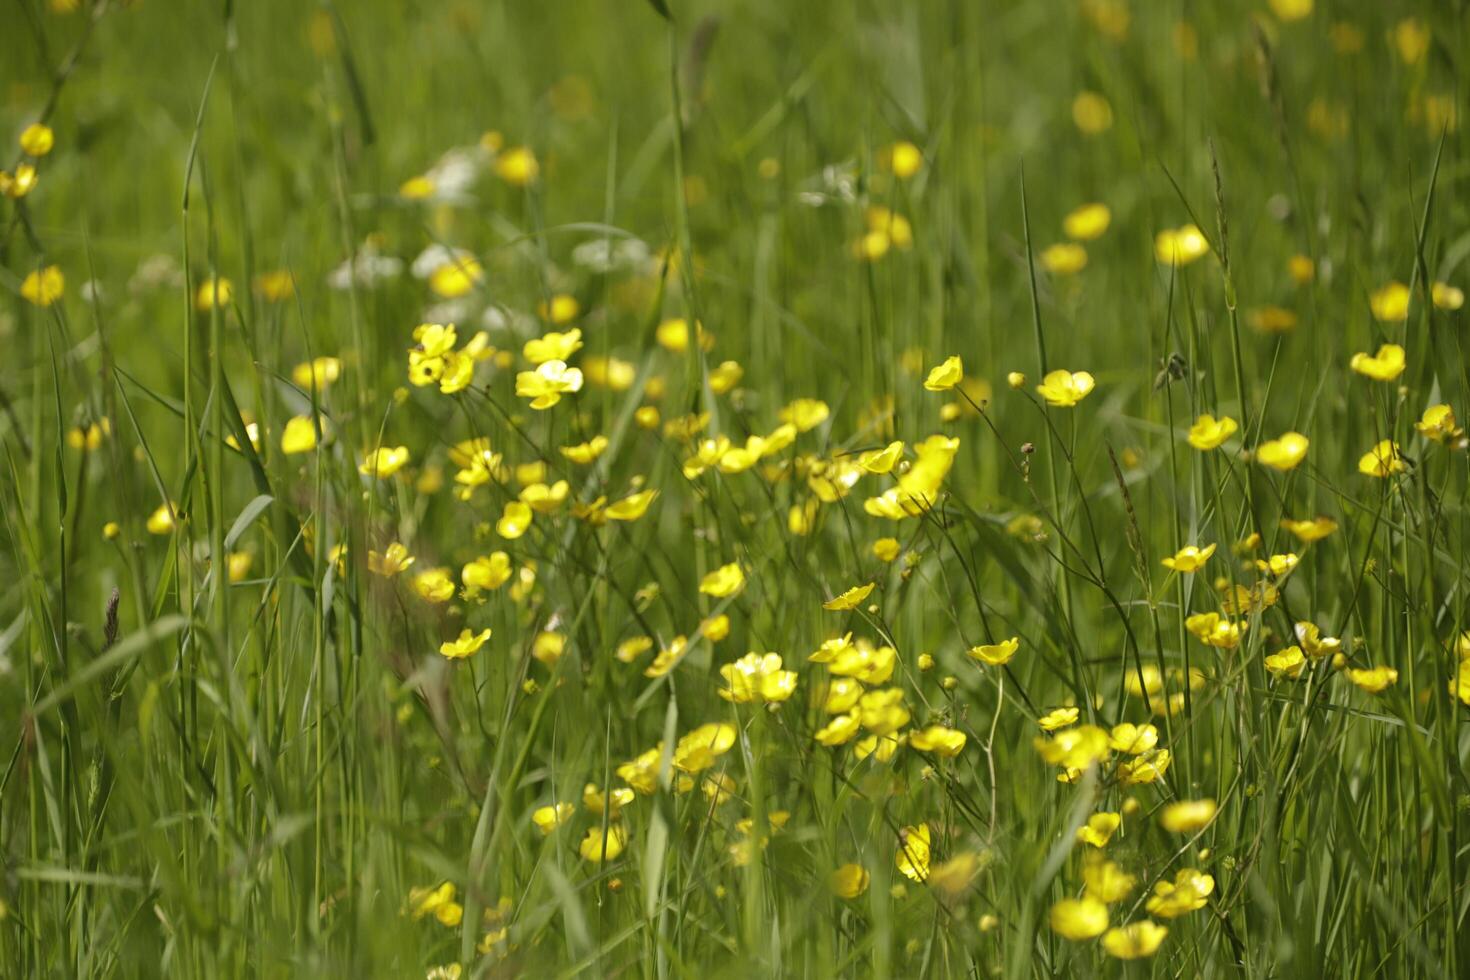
(3, 0, 1470, 976)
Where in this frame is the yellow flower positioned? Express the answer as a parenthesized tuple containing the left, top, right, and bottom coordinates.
(1035, 370, 1095, 407)
(1108, 723, 1158, 755)
(1346, 665, 1398, 694)
(896, 824, 931, 882)
(0, 163, 39, 198)
(1185, 611, 1245, 649)
(1415, 404, 1462, 443)
(292, 356, 341, 390)
(1038, 707, 1079, 731)
(1393, 18, 1429, 65)
(516, 359, 584, 409)
(146, 502, 178, 535)
(823, 582, 875, 611)
(655, 317, 713, 353)
(605, 489, 659, 522)
(537, 293, 581, 324)
(1040, 242, 1088, 275)
(1186, 414, 1237, 450)
(429, 257, 483, 298)
(1158, 799, 1216, 833)
(779, 398, 830, 432)
(1349, 343, 1406, 381)
(495, 146, 540, 185)
(1432, 282, 1464, 311)
(700, 562, 745, 598)
(578, 824, 626, 863)
(407, 882, 458, 921)
(859, 440, 904, 474)
(708, 359, 744, 394)
(1072, 91, 1113, 134)
(281, 416, 319, 454)
(359, 445, 410, 479)
(1006, 371, 1026, 389)
(195, 277, 233, 310)
(524, 328, 584, 365)
(1102, 920, 1168, 960)
(923, 355, 964, 391)
(968, 637, 1019, 666)
(672, 723, 737, 773)
(1248, 305, 1299, 333)
(873, 537, 901, 562)
(856, 687, 910, 734)
(560, 435, 608, 464)
(830, 863, 870, 899)
(1357, 440, 1405, 478)
(1255, 431, 1309, 471)
(1295, 622, 1342, 660)
(20, 265, 64, 306)
(1268, 0, 1312, 22)
(1449, 659, 1470, 706)
(814, 713, 861, 747)
(1064, 202, 1111, 241)
(885, 141, 923, 179)
(1145, 869, 1213, 918)
(1264, 646, 1307, 679)
(719, 652, 797, 703)
(1255, 552, 1299, 577)
(413, 568, 455, 603)
(1118, 749, 1172, 786)
(369, 543, 415, 577)
(1161, 544, 1214, 573)
(1076, 812, 1121, 847)
(440, 628, 492, 659)
(1370, 281, 1411, 322)
(532, 802, 575, 835)
(398, 174, 434, 200)
(1154, 225, 1209, 266)
(496, 501, 533, 539)
(1049, 897, 1108, 940)
(19, 123, 55, 157)
(65, 419, 110, 451)
(1281, 516, 1338, 543)
(908, 725, 967, 758)
(1288, 253, 1315, 283)
(1083, 857, 1136, 903)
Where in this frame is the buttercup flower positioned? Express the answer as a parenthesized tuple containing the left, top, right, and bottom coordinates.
(1036, 370, 1096, 407)
(1186, 414, 1237, 451)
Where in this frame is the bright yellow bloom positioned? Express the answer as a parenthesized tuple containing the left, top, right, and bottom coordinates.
(1281, 516, 1338, 543)
(524, 328, 584, 365)
(1159, 799, 1216, 833)
(146, 502, 178, 535)
(1050, 897, 1108, 940)
(1346, 665, 1398, 694)
(1264, 646, 1307, 679)
(359, 445, 410, 478)
(923, 355, 964, 391)
(561, 435, 608, 464)
(495, 146, 540, 185)
(1432, 282, 1464, 311)
(655, 317, 713, 353)
(1268, 0, 1312, 21)
(413, 568, 455, 603)
(1256, 432, 1309, 471)
(1415, 404, 1462, 443)
(0, 163, 39, 198)
(1154, 225, 1209, 266)
(1102, 920, 1168, 959)
(672, 723, 737, 773)
(968, 636, 1019, 666)
(1295, 622, 1342, 660)
(858, 440, 904, 474)
(532, 802, 575, 835)
(896, 824, 931, 882)
(885, 140, 923, 179)
(1040, 242, 1088, 275)
(814, 713, 862, 746)
(516, 359, 584, 409)
(496, 501, 533, 539)
(779, 398, 830, 432)
(1349, 343, 1406, 381)
(19, 123, 54, 157)
(1393, 18, 1429, 65)
(1076, 812, 1121, 847)
(1038, 707, 1079, 731)
(440, 628, 491, 659)
(1145, 869, 1213, 918)
(830, 863, 871, 899)
(292, 356, 341, 390)
(719, 652, 798, 704)
(1186, 414, 1237, 450)
(1035, 370, 1095, 407)
(700, 562, 745, 598)
(1064, 202, 1111, 241)
(369, 543, 415, 577)
(195, 277, 233, 310)
(908, 725, 967, 758)
(281, 416, 319, 454)
(1118, 749, 1172, 785)
(873, 537, 901, 562)
(1185, 612, 1245, 649)
(1083, 857, 1136, 903)
(1072, 91, 1113, 134)
(519, 480, 569, 514)
(1358, 440, 1405, 478)
(1108, 723, 1158, 755)
(1255, 553, 1299, 577)
(1449, 659, 1470, 706)
(461, 553, 512, 592)
(823, 582, 875, 611)
(537, 293, 581, 324)
(578, 824, 626, 863)
(1370, 281, 1411, 322)
(605, 489, 659, 522)
(20, 265, 64, 306)
(863, 434, 959, 518)
(856, 687, 910, 734)
(1162, 544, 1214, 573)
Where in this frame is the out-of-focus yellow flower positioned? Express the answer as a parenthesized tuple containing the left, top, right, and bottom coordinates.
(1432, 282, 1464, 311)
(292, 356, 341, 390)
(873, 537, 901, 562)
(896, 824, 931, 881)
(399, 175, 435, 200)
(281, 416, 319, 454)
(1162, 544, 1214, 573)
(532, 803, 575, 835)
(1370, 281, 1410, 322)
(1393, 18, 1429, 65)
(830, 863, 870, 899)
(605, 489, 659, 522)
(1357, 440, 1405, 478)
(496, 501, 533, 539)
(440, 628, 491, 659)
(1349, 343, 1405, 381)
(968, 637, 1019, 666)
(1415, 404, 1462, 443)
(413, 568, 455, 603)
(1036, 370, 1095, 407)
(673, 722, 737, 773)
(1102, 920, 1168, 959)
(1038, 707, 1079, 731)
(1256, 553, 1299, 577)
(429, 256, 483, 298)
(1248, 306, 1298, 333)
(1050, 896, 1108, 940)
(1064, 202, 1111, 241)
(1268, 0, 1312, 22)
(1186, 612, 1245, 649)
(369, 542, 415, 577)
(359, 445, 410, 478)
(19, 123, 55, 157)
(858, 440, 904, 474)
(780, 398, 830, 433)
(1083, 856, 1136, 903)
(1040, 242, 1088, 275)
(1154, 225, 1209, 266)
(923, 356, 963, 391)
(814, 713, 861, 746)
(700, 562, 745, 598)
(1281, 516, 1338, 543)
(579, 824, 626, 863)
(1076, 812, 1121, 847)
(1108, 723, 1158, 754)
(1185, 415, 1237, 452)
(908, 725, 966, 758)
(516, 359, 584, 409)
(0, 164, 39, 198)
(823, 582, 874, 611)
(1145, 869, 1213, 918)
(462, 553, 511, 593)
(524, 328, 583, 365)
(1255, 432, 1308, 471)
(1346, 665, 1398, 694)
(1118, 749, 1172, 785)
(1288, 253, 1315, 284)
(719, 652, 798, 703)
(195, 277, 233, 310)
(1159, 799, 1216, 833)
(495, 146, 539, 185)
(66, 419, 110, 451)
(145, 502, 177, 535)
(532, 631, 566, 667)
(884, 141, 923, 179)
(537, 293, 581, 324)
(20, 265, 64, 306)
(1072, 91, 1113, 134)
